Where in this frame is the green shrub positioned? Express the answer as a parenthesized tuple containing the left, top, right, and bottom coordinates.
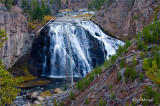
(103, 60, 111, 69)
(59, 101, 65, 106)
(117, 71, 122, 82)
(70, 90, 74, 100)
(111, 91, 116, 99)
(143, 58, 149, 70)
(77, 80, 83, 91)
(132, 56, 137, 67)
(120, 59, 126, 68)
(83, 77, 90, 87)
(110, 55, 117, 64)
(99, 98, 106, 106)
(144, 45, 148, 52)
(53, 99, 58, 106)
(130, 69, 137, 81)
(124, 76, 127, 83)
(137, 40, 142, 50)
(145, 86, 154, 99)
(141, 93, 149, 105)
(125, 66, 132, 78)
(125, 39, 131, 49)
(140, 51, 145, 59)
(0, 60, 23, 105)
(139, 73, 144, 81)
(88, 71, 95, 82)
(117, 45, 123, 57)
(85, 98, 89, 104)
(153, 92, 160, 105)
(109, 84, 112, 90)
(94, 65, 102, 75)
(131, 101, 136, 106)
(125, 102, 130, 106)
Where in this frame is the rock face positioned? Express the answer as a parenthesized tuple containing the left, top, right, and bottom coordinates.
(95, 0, 160, 40)
(0, 5, 33, 68)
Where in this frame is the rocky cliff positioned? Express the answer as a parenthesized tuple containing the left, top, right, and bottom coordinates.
(95, 0, 160, 40)
(0, 4, 33, 68)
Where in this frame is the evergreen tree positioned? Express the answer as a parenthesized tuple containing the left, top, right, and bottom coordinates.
(143, 58, 149, 70)
(0, 30, 8, 48)
(5, 0, 13, 11)
(57, 0, 61, 8)
(132, 56, 137, 67)
(36, 3, 44, 19)
(66, 0, 68, 4)
(32, 0, 37, 20)
(0, 29, 23, 105)
(120, 58, 126, 68)
(70, 90, 74, 99)
(41, 0, 46, 15)
(77, 80, 83, 91)
(45, 6, 52, 15)
(32, 0, 44, 20)
(21, 0, 26, 10)
(50, 0, 53, 5)
(99, 98, 106, 106)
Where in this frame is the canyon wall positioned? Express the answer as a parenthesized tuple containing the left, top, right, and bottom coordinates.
(0, 4, 34, 68)
(95, 0, 160, 40)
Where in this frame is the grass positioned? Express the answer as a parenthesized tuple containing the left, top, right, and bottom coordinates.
(59, 8, 72, 12)
(22, 66, 37, 82)
(20, 80, 50, 88)
(40, 91, 53, 97)
(73, 14, 92, 18)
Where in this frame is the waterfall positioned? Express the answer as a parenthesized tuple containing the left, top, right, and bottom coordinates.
(31, 20, 125, 78)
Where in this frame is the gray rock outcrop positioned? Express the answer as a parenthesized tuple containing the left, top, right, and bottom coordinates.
(0, 5, 33, 68)
(95, 0, 160, 40)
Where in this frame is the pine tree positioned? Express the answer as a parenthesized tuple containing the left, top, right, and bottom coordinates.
(50, 0, 53, 5)
(41, 0, 46, 15)
(0, 29, 23, 105)
(132, 56, 137, 67)
(36, 4, 44, 19)
(120, 58, 126, 68)
(32, 0, 37, 20)
(45, 6, 52, 15)
(21, 0, 26, 10)
(32, 0, 44, 20)
(66, 0, 68, 4)
(77, 80, 83, 91)
(143, 58, 149, 70)
(70, 90, 74, 99)
(5, 0, 13, 11)
(99, 98, 106, 106)
(58, 0, 61, 8)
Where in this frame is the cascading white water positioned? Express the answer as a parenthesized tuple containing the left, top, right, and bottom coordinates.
(42, 20, 124, 78)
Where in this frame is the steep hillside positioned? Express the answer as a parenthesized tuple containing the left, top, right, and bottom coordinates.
(95, 0, 160, 40)
(63, 20, 160, 105)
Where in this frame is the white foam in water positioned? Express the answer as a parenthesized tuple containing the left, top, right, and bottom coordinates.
(44, 20, 124, 78)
